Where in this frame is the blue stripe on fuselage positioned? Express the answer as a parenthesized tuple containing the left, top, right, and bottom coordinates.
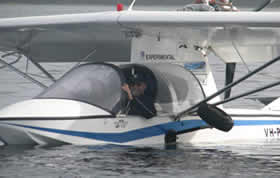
(8, 120, 207, 143)
(234, 120, 280, 126)
(7, 119, 280, 143)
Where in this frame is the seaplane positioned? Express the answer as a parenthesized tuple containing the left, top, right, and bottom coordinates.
(0, 0, 280, 146)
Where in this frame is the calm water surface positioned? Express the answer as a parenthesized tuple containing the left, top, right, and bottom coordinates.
(1, 3, 280, 178)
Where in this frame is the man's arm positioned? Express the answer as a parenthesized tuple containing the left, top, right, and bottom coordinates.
(134, 96, 157, 119)
(122, 84, 133, 100)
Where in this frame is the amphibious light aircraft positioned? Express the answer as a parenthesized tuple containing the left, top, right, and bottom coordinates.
(0, 0, 280, 146)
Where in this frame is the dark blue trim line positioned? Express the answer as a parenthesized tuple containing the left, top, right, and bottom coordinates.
(234, 120, 280, 126)
(9, 120, 207, 143)
(7, 119, 280, 143)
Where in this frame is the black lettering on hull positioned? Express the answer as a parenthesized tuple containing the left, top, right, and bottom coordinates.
(264, 127, 280, 137)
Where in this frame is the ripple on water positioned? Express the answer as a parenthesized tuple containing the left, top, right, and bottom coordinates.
(1, 142, 280, 178)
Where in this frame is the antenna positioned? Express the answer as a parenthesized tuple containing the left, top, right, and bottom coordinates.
(128, 0, 136, 11)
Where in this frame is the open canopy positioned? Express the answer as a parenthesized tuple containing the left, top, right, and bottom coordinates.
(37, 63, 126, 115)
(148, 63, 206, 114)
(121, 63, 206, 114)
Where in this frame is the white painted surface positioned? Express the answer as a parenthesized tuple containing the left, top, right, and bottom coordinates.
(0, 99, 110, 118)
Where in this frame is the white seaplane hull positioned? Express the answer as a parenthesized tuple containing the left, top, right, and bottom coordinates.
(1, 99, 280, 146)
(0, 116, 194, 145)
(190, 111, 280, 144)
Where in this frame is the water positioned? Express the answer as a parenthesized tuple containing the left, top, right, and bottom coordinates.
(1, 2, 280, 178)
(1, 142, 280, 178)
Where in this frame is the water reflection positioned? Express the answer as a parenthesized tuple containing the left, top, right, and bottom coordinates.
(72, 143, 280, 177)
(1, 142, 280, 177)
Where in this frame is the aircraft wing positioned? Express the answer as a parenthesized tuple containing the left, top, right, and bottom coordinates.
(0, 11, 280, 63)
(0, 12, 130, 62)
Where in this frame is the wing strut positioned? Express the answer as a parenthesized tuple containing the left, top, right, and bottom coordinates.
(254, 0, 274, 11)
(224, 63, 236, 99)
(0, 51, 60, 88)
(28, 58, 56, 82)
(213, 80, 280, 106)
(175, 55, 280, 132)
(0, 57, 47, 89)
(176, 55, 280, 118)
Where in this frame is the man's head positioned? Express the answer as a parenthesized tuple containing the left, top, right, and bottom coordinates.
(195, 0, 209, 4)
(209, 0, 216, 5)
(129, 73, 147, 96)
(219, 0, 231, 4)
(131, 81, 147, 96)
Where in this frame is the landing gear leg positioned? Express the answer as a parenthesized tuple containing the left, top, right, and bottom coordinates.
(165, 130, 177, 149)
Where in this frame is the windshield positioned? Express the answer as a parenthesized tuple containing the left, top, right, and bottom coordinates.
(37, 63, 125, 115)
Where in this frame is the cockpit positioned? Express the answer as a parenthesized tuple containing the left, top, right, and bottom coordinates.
(37, 63, 205, 117)
(121, 63, 206, 115)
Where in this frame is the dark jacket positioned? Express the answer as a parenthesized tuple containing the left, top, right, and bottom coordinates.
(128, 94, 157, 119)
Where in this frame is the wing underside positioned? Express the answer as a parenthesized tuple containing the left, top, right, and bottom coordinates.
(0, 11, 280, 63)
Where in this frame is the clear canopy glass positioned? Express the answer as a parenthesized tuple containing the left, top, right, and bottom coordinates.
(38, 63, 205, 116)
(37, 63, 125, 115)
(145, 63, 205, 114)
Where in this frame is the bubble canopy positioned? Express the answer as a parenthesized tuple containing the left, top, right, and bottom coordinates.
(37, 63, 205, 116)
(37, 63, 126, 115)
(121, 63, 206, 114)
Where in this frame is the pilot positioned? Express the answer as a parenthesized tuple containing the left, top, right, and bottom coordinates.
(122, 75, 156, 119)
(215, 0, 239, 11)
(209, 0, 220, 10)
(195, 0, 209, 4)
(179, 0, 215, 11)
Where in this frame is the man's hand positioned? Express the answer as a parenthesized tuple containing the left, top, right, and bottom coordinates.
(122, 84, 133, 100)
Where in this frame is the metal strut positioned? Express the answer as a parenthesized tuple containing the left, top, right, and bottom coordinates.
(0, 46, 98, 89)
(0, 57, 47, 89)
(175, 55, 280, 120)
(0, 52, 22, 69)
(28, 57, 56, 82)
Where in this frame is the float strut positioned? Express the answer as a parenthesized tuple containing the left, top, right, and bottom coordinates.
(224, 63, 236, 99)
